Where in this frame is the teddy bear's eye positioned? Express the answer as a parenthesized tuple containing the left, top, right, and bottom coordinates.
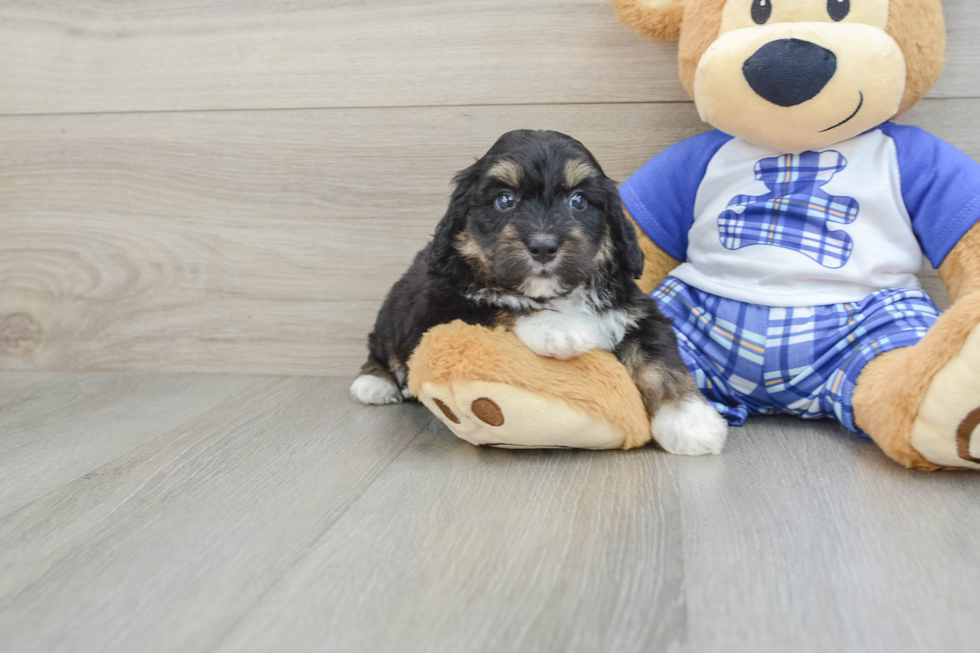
(828, 0, 850, 21)
(751, 0, 772, 25)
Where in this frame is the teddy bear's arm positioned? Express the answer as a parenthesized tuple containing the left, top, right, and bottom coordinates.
(626, 208, 682, 294)
(938, 221, 980, 303)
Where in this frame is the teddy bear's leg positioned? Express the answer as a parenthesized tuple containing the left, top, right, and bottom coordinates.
(853, 292, 980, 471)
(407, 321, 657, 450)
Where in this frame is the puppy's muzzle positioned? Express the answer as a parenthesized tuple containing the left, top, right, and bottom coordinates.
(527, 235, 560, 264)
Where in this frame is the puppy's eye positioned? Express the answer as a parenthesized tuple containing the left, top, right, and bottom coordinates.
(751, 0, 772, 24)
(827, 0, 849, 21)
(568, 193, 588, 211)
(494, 192, 516, 212)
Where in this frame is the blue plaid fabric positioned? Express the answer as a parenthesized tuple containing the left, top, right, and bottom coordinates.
(718, 150, 860, 269)
(652, 277, 940, 433)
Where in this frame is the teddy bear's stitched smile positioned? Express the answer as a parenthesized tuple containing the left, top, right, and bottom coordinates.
(819, 90, 864, 133)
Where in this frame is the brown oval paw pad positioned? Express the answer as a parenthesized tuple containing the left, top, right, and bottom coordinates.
(471, 398, 504, 426)
(432, 398, 460, 424)
(957, 407, 980, 464)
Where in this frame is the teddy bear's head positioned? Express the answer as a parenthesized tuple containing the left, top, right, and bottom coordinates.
(612, 0, 946, 153)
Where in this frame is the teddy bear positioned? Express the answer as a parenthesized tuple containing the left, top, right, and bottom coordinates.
(407, 0, 980, 471)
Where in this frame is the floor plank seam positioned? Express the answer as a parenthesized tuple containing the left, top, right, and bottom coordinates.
(0, 100, 697, 120)
(0, 96, 973, 121)
(0, 376, 289, 522)
(202, 412, 437, 653)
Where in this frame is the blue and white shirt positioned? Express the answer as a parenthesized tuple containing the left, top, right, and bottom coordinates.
(621, 124, 980, 307)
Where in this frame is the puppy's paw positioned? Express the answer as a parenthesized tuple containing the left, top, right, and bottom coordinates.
(350, 374, 402, 405)
(652, 397, 727, 456)
(516, 324, 600, 360)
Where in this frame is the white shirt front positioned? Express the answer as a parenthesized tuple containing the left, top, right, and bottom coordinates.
(670, 130, 923, 307)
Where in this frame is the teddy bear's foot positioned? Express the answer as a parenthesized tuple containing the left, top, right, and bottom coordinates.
(417, 380, 626, 449)
(652, 397, 728, 456)
(855, 292, 980, 470)
(911, 323, 980, 470)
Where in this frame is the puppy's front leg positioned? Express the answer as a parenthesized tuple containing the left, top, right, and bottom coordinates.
(617, 316, 728, 456)
(514, 307, 624, 360)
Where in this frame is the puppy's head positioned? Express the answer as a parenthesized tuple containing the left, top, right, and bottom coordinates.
(428, 130, 643, 300)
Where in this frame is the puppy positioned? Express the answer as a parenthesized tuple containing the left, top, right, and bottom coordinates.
(351, 130, 726, 455)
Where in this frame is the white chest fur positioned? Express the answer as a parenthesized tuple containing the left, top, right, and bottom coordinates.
(513, 287, 631, 360)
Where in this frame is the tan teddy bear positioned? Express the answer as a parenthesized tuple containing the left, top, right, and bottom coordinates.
(408, 0, 980, 471)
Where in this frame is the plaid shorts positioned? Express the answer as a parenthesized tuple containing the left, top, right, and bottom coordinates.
(652, 277, 940, 433)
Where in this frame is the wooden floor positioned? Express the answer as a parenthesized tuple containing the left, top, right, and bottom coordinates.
(0, 372, 977, 653)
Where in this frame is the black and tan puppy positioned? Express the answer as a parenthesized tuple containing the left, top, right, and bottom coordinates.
(352, 130, 725, 455)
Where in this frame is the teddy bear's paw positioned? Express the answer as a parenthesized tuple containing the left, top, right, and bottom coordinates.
(350, 374, 402, 406)
(651, 397, 728, 456)
(418, 380, 625, 449)
(911, 324, 980, 470)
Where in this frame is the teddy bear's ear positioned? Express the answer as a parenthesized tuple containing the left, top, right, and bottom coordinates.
(610, 0, 687, 41)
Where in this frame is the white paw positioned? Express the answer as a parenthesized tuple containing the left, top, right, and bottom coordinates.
(652, 397, 727, 456)
(515, 324, 600, 360)
(350, 374, 402, 405)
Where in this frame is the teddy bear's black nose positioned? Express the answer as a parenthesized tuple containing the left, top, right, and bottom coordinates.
(743, 39, 837, 107)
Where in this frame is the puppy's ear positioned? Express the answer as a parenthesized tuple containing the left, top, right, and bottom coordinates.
(602, 178, 645, 279)
(427, 163, 478, 274)
(610, 0, 687, 41)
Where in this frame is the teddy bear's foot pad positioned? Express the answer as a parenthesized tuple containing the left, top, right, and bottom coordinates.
(911, 324, 980, 470)
(419, 381, 625, 450)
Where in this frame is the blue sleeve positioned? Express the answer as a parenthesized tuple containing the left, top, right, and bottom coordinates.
(880, 123, 980, 268)
(619, 130, 734, 261)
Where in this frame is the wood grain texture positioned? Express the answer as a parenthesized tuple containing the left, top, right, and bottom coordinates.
(1, 374, 978, 653)
(0, 376, 432, 653)
(214, 419, 687, 653)
(1, 0, 976, 117)
(0, 372, 265, 516)
(0, 371, 68, 407)
(675, 415, 980, 653)
(0, 0, 685, 116)
(1, 100, 974, 375)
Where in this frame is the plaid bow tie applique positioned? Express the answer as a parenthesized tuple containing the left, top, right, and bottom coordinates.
(718, 150, 859, 269)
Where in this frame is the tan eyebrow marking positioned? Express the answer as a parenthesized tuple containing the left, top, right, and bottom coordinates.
(564, 159, 597, 187)
(487, 160, 521, 186)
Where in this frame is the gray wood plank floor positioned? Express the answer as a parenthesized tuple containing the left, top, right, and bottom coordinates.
(0, 372, 977, 653)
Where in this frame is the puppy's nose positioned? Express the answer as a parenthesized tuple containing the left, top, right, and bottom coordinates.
(527, 235, 560, 264)
(743, 39, 837, 107)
